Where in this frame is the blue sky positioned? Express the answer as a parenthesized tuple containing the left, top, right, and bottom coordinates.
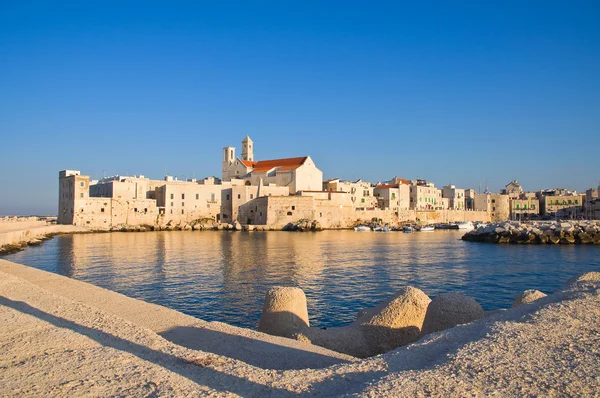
(1, 1, 599, 215)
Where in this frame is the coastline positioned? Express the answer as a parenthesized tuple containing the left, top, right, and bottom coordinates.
(1, 259, 599, 396)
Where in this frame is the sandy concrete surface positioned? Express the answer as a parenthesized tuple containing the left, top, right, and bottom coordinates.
(1, 260, 599, 396)
(0, 224, 89, 249)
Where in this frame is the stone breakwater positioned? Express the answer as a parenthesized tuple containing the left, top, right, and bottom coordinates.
(257, 280, 558, 358)
(1, 259, 600, 396)
(462, 220, 600, 244)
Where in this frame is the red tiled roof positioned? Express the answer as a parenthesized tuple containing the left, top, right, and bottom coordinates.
(249, 157, 308, 173)
(240, 160, 256, 168)
(375, 184, 400, 189)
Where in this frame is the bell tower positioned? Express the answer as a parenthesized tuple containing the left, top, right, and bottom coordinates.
(241, 136, 253, 161)
(222, 146, 235, 180)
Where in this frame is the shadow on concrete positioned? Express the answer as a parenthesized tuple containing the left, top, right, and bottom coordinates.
(160, 325, 351, 370)
(0, 296, 298, 397)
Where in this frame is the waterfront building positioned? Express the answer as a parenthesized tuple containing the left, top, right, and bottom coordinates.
(409, 180, 443, 210)
(323, 179, 378, 210)
(373, 183, 411, 212)
(540, 194, 585, 219)
(222, 136, 323, 194)
(442, 185, 466, 210)
(510, 198, 540, 221)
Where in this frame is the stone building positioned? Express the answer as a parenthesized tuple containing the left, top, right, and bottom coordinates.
(410, 180, 443, 210)
(509, 198, 540, 221)
(442, 185, 466, 210)
(323, 179, 378, 210)
(222, 136, 323, 194)
(540, 194, 585, 219)
(502, 180, 524, 199)
(373, 184, 411, 212)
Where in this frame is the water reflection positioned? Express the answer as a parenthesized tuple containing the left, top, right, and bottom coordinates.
(3, 230, 600, 329)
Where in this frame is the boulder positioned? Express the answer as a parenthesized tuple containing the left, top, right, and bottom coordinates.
(565, 272, 600, 287)
(511, 290, 547, 308)
(258, 287, 309, 338)
(293, 286, 431, 358)
(420, 294, 484, 336)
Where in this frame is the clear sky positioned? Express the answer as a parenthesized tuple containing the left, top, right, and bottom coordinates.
(1, 1, 599, 215)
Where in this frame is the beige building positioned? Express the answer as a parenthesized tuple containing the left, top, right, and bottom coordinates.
(502, 180, 524, 199)
(510, 198, 540, 220)
(373, 184, 411, 212)
(323, 179, 378, 210)
(409, 181, 443, 210)
(222, 136, 323, 194)
(540, 195, 585, 219)
(442, 185, 466, 210)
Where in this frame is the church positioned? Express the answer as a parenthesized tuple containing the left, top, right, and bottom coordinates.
(221, 136, 323, 194)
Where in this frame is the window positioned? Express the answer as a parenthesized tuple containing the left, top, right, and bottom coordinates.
(531, 204, 536, 210)
(226, 194, 230, 200)
(182, 194, 185, 199)
(144, 208, 147, 213)
(237, 194, 241, 199)
(170, 194, 174, 199)
(523, 205, 528, 210)
(568, 200, 572, 204)
(493, 206, 496, 211)
(392, 193, 396, 199)
(100, 208, 105, 213)
(292, 206, 295, 210)
(80, 181, 84, 187)
(287, 211, 293, 216)
(171, 202, 174, 207)
(80, 193, 84, 198)
(361, 198, 365, 203)
(134, 208, 138, 212)
(181, 209, 184, 214)
(250, 194, 254, 199)
(182, 202, 185, 207)
(492, 199, 496, 204)
(516, 204, 520, 209)
(196, 194, 199, 200)
(575, 200, 579, 204)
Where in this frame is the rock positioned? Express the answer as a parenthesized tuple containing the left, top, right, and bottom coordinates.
(512, 290, 547, 307)
(293, 287, 431, 358)
(258, 287, 309, 338)
(565, 272, 600, 286)
(420, 294, 484, 336)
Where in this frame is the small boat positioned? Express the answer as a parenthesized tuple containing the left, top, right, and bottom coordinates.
(354, 225, 372, 232)
(419, 225, 435, 232)
(402, 226, 414, 233)
(456, 221, 474, 230)
(435, 223, 458, 230)
(374, 226, 391, 232)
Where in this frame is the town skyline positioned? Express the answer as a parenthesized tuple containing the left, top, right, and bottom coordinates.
(1, 2, 599, 215)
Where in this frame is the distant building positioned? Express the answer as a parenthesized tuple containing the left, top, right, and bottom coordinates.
(222, 136, 323, 193)
(502, 180, 524, 199)
(442, 185, 466, 210)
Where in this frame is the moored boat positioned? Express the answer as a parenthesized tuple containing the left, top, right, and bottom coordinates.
(403, 226, 414, 233)
(354, 225, 372, 232)
(419, 225, 435, 232)
(456, 221, 474, 230)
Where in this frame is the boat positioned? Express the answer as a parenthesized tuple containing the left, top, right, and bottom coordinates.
(456, 221, 474, 230)
(354, 225, 372, 232)
(402, 226, 414, 233)
(435, 223, 458, 230)
(374, 226, 391, 232)
(419, 225, 435, 232)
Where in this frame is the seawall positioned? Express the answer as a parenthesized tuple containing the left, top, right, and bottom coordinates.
(0, 223, 90, 254)
(1, 258, 599, 396)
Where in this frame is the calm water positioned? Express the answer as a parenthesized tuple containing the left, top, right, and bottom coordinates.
(4, 230, 600, 329)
